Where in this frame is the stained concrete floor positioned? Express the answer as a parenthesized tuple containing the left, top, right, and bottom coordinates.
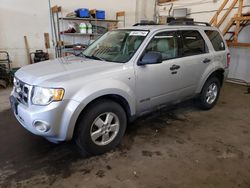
(0, 83, 250, 188)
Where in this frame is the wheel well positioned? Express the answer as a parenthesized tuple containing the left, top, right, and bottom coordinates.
(74, 94, 131, 136)
(96, 94, 132, 119)
(207, 69, 224, 86)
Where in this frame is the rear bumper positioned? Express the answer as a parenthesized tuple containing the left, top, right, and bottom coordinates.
(10, 93, 80, 142)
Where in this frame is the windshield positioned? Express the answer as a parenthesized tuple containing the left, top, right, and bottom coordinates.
(82, 30, 148, 63)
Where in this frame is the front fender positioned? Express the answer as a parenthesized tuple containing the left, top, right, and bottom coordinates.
(65, 79, 136, 140)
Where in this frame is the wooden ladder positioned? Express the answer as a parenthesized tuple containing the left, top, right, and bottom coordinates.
(210, 0, 250, 47)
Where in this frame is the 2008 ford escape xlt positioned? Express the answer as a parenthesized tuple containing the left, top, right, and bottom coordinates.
(10, 22, 230, 156)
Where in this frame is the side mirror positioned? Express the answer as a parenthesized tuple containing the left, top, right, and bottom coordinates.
(138, 51, 163, 66)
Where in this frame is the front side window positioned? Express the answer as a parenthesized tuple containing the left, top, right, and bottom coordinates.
(180, 30, 207, 57)
(205, 30, 226, 51)
(83, 30, 148, 63)
(145, 31, 179, 60)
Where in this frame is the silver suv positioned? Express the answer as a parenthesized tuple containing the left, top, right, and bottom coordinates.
(10, 22, 230, 156)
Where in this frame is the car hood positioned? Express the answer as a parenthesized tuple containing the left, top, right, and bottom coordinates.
(15, 56, 123, 86)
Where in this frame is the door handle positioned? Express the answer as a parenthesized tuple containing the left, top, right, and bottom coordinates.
(170, 64, 181, 71)
(203, 58, 211, 63)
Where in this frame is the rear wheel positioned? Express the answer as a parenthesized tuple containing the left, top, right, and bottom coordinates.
(197, 77, 221, 110)
(75, 99, 127, 156)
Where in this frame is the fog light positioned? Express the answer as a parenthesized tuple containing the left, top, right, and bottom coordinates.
(33, 121, 50, 133)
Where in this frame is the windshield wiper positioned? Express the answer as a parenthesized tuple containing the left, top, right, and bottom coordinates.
(89, 55, 105, 61)
(78, 53, 105, 61)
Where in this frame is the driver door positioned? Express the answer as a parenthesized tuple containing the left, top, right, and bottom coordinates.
(135, 30, 183, 113)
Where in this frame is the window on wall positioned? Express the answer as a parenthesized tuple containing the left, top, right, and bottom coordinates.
(145, 31, 179, 60)
(205, 30, 226, 51)
(180, 30, 207, 57)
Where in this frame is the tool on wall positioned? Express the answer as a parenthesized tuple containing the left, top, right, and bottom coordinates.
(44, 32, 50, 51)
(51, 5, 63, 58)
(24, 36, 32, 64)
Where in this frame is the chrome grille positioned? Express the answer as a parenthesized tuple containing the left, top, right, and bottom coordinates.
(14, 78, 31, 105)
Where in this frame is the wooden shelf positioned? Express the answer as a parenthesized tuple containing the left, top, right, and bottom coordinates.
(59, 17, 118, 23)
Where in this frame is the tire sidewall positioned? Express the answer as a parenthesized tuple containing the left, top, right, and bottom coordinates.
(200, 77, 221, 110)
(75, 100, 127, 156)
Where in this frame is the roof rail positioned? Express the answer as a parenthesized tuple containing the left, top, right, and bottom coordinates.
(133, 22, 159, 26)
(169, 21, 211, 27)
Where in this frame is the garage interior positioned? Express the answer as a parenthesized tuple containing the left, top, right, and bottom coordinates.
(0, 0, 250, 187)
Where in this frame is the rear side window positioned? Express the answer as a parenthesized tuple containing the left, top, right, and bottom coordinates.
(180, 30, 207, 57)
(205, 30, 225, 51)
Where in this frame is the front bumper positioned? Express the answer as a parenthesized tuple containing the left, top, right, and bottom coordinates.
(10, 93, 80, 142)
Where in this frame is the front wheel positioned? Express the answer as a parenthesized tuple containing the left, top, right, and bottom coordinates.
(74, 99, 127, 156)
(197, 77, 221, 110)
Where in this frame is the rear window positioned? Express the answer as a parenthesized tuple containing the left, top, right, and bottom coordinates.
(181, 30, 207, 57)
(205, 30, 226, 51)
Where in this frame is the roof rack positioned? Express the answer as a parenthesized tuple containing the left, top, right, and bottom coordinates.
(169, 21, 211, 26)
(133, 22, 159, 26)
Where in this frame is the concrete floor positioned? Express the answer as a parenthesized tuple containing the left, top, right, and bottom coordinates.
(0, 83, 250, 188)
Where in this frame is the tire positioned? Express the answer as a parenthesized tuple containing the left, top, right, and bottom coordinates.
(197, 77, 221, 110)
(75, 99, 127, 156)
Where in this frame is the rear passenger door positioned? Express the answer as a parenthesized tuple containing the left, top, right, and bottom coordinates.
(175, 29, 214, 98)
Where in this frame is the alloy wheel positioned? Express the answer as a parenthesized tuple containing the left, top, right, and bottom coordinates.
(90, 112, 120, 146)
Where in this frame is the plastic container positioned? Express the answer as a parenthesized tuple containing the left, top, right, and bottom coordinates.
(86, 23, 92, 34)
(79, 23, 87, 34)
(96, 10, 105, 19)
(75, 8, 90, 18)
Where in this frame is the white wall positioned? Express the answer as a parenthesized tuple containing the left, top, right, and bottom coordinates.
(229, 25, 250, 82)
(0, 0, 155, 68)
(136, 0, 156, 22)
(158, 0, 250, 82)
(0, 0, 50, 68)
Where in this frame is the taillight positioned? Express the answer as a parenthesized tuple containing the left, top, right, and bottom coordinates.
(226, 53, 231, 68)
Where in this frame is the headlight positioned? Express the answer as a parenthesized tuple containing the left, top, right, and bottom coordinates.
(32, 87, 64, 105)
